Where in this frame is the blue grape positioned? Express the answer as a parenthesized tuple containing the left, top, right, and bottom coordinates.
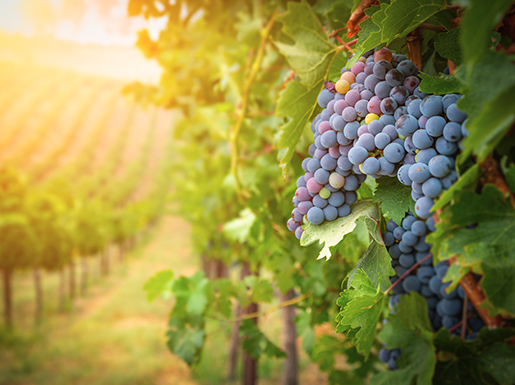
(411, 220, 426, 236)
(422, 178, 443, 198)
(374, 133, 391, 149)
(441, 171, 458, 189)
(402, 276, 421, 292)
(383, 232, 395, 246)
(338, 204, 351, 217)
(380, 97, 398, 114)
(292, 208, 303, 222)
(399, 253, 415, 267)
(294, 226, 303, 240)
(402, 215, 416, 230)
(323, 205, 338, 221)
(389, 244, 401, 259)
(387, 219, 398, 232)
(308, 144, 316, 156)
(375, 81, 393, 99)
(297, 176, 306, 188)
(383, 143, 405, 163)
(328, 191, 345, 207)
(379, 158, 395, 176)
(331, 115, 346, 131)
(412, 181, 423, 195)
(407, 99, 422, 118)
(389, 85, 409, 105)
(446, 103, 467, 123)
(321, 130, 337, 148)
(364, 74, 380, 91)
(382, 125, 398, 141)
(321, 154, 337, 170)
(404, 136, 417, 154)
(345, 191, 357, 204)
(343, 107, 357, 122)
(380, 115, 396, 126)
(429, 275, 442, 294)
(344, 121, 360, 139)
(344, 175, 359, 191)
(412, 129, 434, 149)
(307, 207, 324, 225)
(435, 137, 458, 156)
(395, 114, 418, 136)
(314, 168, 330, 184)
(415, 196, 433, 218)
(354, 100, 369, 117)
(317, 89, 334, 108)
(416, 148, 437, 164)
(442, 94, 460, 110)
(404, 95, 419, 108)
(393, 227, 405, 240)
(420, 95, 443, 117)
(337, 156, 353, 171)
(360, 89, 374, 101)
(358, 133, 376, 152)
(412, 190, 423, 201)
(379, 348, 391, 363)
(313, 195, 328, 209)
(397, 60, 418, 76)
(443, 122, 463, 142)
(402, 231, 418, 246)
(362, 157, 380, 174)
(417, 266, 434, 284)
(287, 218, 301, 232)
(373, 60, 393, 79)
(441, 299, 462, 316)
(368, 120, 384, 136)
(414, 86, 428, 99)
(428, 155, 453, 178)
(408, 163, 431, 183)
(298, 201, 313, 215)
(302, 158, 310, 172)
(348, 146, 369, 164)
(397, 164, 412, 185)
(385, 68, 405, 87)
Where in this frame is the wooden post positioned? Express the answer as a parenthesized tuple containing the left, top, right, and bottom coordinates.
(69, 260, 76, 300)
(241, 262, 258, 385)
(281, 289, 298, 385)
(2, 269, 13, 328)
(81, 257, 88, 296)
(58, 269, 66, 312)
(33, 268, 43, 325)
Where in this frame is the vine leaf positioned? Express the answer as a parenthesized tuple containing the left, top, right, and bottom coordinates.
(418, 73, 464, 95)
(274, 0, 344, 86)
(239, 319, 287, 359)
(460, 0, 514, 69)
(301, 199, 382, 260)
(347, 240, 393, 293)
(371, 293, 436, 385)
(433, 328, 515, 385)
(143, 269, 174, 302)
(373, 177, 414, 224)
(223, 208, 256, 243)
(434, 27, 462, 66)
(336, 269, 386, 359)
(276, 80, 322, 177)
(429, 185, 515, 315)
(349, 0, 447, 67)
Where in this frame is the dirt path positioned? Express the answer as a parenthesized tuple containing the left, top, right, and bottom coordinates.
(0, 216, 198, 385)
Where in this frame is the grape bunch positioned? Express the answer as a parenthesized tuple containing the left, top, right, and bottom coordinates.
(288, 48, 428, 239)
(379, 213, 484, 369)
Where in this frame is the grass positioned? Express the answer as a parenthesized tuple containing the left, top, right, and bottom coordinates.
(0, 216, 325, 385)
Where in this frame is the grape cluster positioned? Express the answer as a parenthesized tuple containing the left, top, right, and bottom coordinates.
(288, 48, 427, 239)
(379, 214, 484, 369)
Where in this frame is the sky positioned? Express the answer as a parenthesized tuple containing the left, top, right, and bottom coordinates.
(0, 0, 167, 46)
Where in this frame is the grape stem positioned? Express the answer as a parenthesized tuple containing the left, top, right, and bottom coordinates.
(384, 253, 432, 296)
(419, 23, 447, 33)
(448, 311, 473, 334)
(346, 0, 379, 38)
(334, 36, 357, 52)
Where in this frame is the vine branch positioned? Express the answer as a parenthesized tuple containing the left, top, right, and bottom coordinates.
(230, 8, 278, 202)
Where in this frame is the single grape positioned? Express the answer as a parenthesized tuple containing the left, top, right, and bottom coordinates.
(395, 114, 419, 136)
(402, 231, 418, 246)
(362, 157, 380, 175)
(329, 172, 345, 189)
(294, 226, 303, 239)
(385, 68, 405, 87)
(374, 132, 391, 149)
(334, 100, 349, 115)
(344, 174, 359, 191)
(416, 148, 437, 164)
(374, 47, 393, 62)
(420, 95, 443, 117)
(404, 136, 417, 154)
(331, 115, 346, 132)
(382, 125, 398, 141)
(441, 171, 458, 189)
(364, 75, 381, 92)
(412, 129, 434, 149)
(397, 60, 418, 76)
(345, 89, 361, 106)
(390, 85, 409, 105)
(298, 201, 313, 215)
(348, 146, 369, 165)
(351, 61, 366, 75)
(373, 60, 393, 80)
(295, 187, 311, 201)
(383, 232, 395, 246)
(306, 178, 323, 194)
(328, 191, 345, 206)
(383, 143, 406, 163)
(380, 115, 396, 126)
(415, 196, 434, 218)
(287, 218, 301, 232)
(375, 81, 393, 98)
(403, 76, 420, 93)
(341, 71, 356, 84)
(367, 96, 382, 115)
(399, 253, 415, 267)
(428, 155, 453, 178)
(442, 94, 460, 110)
(417, 266, 434, 284)
(345, 191, 357, 205)
(342, 107, 357, 122)
(317, 89, 334, 108)
(313, 195, 328, 209)
(380, 97, 398, 114)
(402, 276, 421, 293)
(314, 168, 330, 184)
(443, 122, 463, 142)
(397, 164, 412, 185)
(435, 137, 458, 156)
(292, 208, 303, 222)
(441, 299, 462, 317)
(321, 153, 337, 170)
(378, 157, 395, 175)
(446, 103, 467, 123)
(414, 86, 428, 99)
(321, 130, 337, 148)
(338, 204, 351, 217)
(357, 133, 376, 151)
(412, 181, 423, 195)
(307, 207, 324, 225)
(422, 178, 443, 198)
(407, 98, 422, 118)
(335, 79, 350, 94)
(323, 205, 338, 221)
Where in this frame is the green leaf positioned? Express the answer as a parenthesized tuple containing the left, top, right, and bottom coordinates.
(460, 85, 515, 162)
(429, 185, 515, 314)
(418, 73, 464, 95)
(373, 177, 414, 224)
(434, 328, 515, 385)
(143, 270, 174, 302)
(347, 241, 394, 292)
(432, 164, 480, 210)
(460, 0, 514, 68)
(223, 208, 256, 243)
(301, 199, 382, 260)
(276, 80, 321, 177)
(350, 0, 447, 66)
(166, 327, 205, 366)
(505, 164, 515, 193)
(434, 27, 462, 66)
(274, 1, 344, 86)
(371, 293, 436, 385)
(336, 269, 386, 359)
(240, 319, 287, 359)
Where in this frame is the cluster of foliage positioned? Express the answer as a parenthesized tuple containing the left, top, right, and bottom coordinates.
(132, 0, 515, 383)
(0, 64, 173, 325)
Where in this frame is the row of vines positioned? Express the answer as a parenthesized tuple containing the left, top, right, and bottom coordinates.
(131, 0, 515, 384)
(0, 61, 174, 327)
